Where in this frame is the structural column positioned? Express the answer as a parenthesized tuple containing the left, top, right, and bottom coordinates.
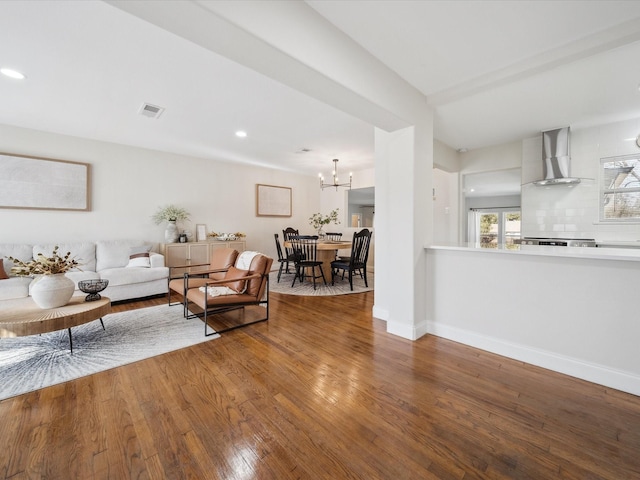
(373, 111, 433, 340)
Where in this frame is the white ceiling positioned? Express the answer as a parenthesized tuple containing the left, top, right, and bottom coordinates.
(2, 0, 640, 178)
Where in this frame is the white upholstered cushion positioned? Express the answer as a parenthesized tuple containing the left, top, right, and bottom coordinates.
(33, 242, 96, 272)
(96, 240, 153, 271)
(98, 266, 169, 287)
(0, 244, 34, 275)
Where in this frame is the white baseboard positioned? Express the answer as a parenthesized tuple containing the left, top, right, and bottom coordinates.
(428, 321, 640, 397)
(372, 305, 388, 321)
(386, 318, 429, 341)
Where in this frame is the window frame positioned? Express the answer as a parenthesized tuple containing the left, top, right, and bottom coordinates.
(469, 207, 521, 248)
(599, 154, 640, 223)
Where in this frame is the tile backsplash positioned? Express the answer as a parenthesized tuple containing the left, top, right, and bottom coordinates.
(521, 117, 640, 242)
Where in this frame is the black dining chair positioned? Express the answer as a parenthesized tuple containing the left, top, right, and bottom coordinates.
(325, 232, 343, 260)
(331, 228, 372, 291)
(290, 235, 326, 290)
(274, 233, 294, 283)
(282, 227, 299, 266)
(325, 232, 342, 241)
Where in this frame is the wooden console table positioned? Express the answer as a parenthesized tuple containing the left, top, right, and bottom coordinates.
(161, 240, 246, 279)
(0, 296, 111, 352)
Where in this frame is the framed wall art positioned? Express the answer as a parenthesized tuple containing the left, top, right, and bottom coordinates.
(0, 152, 91, 211)
(196, 224, 207, 242)
(256, 184, 292, 217)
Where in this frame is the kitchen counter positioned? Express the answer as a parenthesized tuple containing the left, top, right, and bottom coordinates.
(425, 242, 640, 396)
(427, 242, 640, 262)
(596, 241, 640, 249)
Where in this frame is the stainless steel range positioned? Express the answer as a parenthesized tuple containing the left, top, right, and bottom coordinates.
(522, 237, 596, 247)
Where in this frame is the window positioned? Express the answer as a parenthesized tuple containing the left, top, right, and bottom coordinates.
(469, 208, 521, 249)
(600, 154, 640, 222)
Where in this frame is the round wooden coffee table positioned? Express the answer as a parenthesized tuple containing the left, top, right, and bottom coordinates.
(0, 296, 111, 352)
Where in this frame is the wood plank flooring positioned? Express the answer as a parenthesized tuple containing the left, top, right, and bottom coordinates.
(1, 291, 639, 479)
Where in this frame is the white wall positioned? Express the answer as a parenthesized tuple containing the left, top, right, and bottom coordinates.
(427, 246, 640, 396)
(0, 123, 319, 259)
(432, 168, 459, 244)
(433, 139, 460, 172)
(521, 117, 640, 242)
(459, 140, 522, 174)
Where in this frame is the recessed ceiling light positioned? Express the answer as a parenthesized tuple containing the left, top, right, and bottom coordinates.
(1, 68, 26, 80)
(235, 131, 247, 138)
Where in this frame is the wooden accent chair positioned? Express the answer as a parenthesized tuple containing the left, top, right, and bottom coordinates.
(185, 253, 273, 336)
(168, 248, 239, 316)
(331, 228, 372, 291)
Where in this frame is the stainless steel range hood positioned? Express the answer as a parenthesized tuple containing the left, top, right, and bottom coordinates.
(533, 127, 581, 186)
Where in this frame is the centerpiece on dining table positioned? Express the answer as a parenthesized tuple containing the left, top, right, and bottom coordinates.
(308, 208, 340, 239)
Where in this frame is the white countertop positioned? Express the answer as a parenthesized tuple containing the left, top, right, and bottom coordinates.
(426, 242, 640, 262)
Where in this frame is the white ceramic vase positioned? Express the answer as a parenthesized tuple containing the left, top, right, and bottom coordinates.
(165, 220, 179, 243)
(31, 274, 75, 309)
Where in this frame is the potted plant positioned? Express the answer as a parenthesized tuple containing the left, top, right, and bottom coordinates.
(308, 208, 340, 238)
(7, 246, 80, 309)
(152, 204, 190, 243)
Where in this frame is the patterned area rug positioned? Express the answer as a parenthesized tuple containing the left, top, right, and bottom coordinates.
(269, 271, 373, 296)
(0, 304, 218, 401)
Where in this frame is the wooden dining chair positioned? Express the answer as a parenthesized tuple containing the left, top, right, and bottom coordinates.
(324, 232, 343, 260)
(289, 235, 326, 290)
(282, 227, 299, 266)
(274, 233, 294, 282)
(331, 228, 372, 291)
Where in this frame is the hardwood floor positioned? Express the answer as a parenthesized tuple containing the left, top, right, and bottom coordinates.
(1, 291, 639, 479)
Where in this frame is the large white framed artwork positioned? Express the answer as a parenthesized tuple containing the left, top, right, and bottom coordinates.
(256, 184, 292, 217)
(0, 153, 91, 211)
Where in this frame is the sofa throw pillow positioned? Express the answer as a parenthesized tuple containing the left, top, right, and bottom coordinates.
(0, 261, 8, 280)
(221, 266, 249, 293)
(126, 252, 151, 268)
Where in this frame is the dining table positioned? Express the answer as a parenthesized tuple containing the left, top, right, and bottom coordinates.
(284, 239, 352, 282)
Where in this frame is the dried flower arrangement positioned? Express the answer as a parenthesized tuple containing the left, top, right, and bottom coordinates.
(152, 204, 190, 224)
(7, 245, 80, 276)
(207, 231, 247, 239)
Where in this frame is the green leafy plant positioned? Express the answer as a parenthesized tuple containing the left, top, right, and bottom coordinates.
(308, 209, 340, 230)
(152, 204, 190, 224)
(7, 246, 80, 276)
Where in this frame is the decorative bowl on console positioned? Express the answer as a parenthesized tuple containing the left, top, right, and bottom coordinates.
(78, 279, 109, 302)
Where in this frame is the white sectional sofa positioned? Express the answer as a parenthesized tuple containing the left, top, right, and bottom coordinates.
(0, 240, 169, 302)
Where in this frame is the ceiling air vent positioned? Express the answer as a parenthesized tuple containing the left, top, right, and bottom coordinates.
(138, 102, 164, 119)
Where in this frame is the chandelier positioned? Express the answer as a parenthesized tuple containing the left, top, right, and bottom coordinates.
(319, 158, 352, 190)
